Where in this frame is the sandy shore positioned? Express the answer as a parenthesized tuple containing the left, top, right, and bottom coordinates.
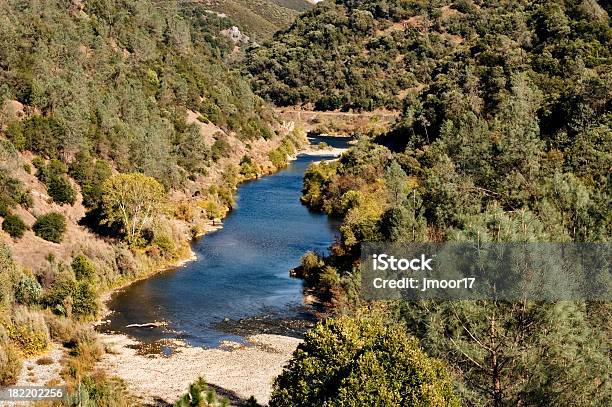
(98, 333, 301, 406)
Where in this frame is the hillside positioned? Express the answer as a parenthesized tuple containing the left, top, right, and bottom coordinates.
(200, 0, 313, 41)
(246, 0, 612, 112)
(290, 0, 611, 405)
(0, 0, 305, 399)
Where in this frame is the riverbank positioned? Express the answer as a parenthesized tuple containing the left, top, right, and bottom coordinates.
(92, 142, 348, 404)
(98, 332, 301, 406)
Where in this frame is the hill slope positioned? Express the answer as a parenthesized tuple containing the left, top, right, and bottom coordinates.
(200, 0, 313, 40)
(246, 0, 611, 113)
(0, 0, 303, 286)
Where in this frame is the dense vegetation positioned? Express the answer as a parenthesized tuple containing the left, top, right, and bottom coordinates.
(287, 0, 611, 406)
(270, 314, 459, 406)
(0, 0, 276, 188)
(246, 0, 612, 112)
(0, 0, 300, 404)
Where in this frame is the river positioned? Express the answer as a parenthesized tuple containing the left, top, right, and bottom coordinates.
(100, 150, 343, 350)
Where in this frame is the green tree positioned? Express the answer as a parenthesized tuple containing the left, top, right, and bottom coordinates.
(101, 173, 166, 244)
(33, 212, 67, 243)
(47, 175, 76, 205)
(2, 214, 27, 239)
(385, 160, 408, 207)
(270, 315, 459, 407)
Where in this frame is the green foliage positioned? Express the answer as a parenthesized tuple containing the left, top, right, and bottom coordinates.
(174, 377, 229, 407)
(400, 300, 611, 406)
(270, 314, 459, 407)
(47, 174, 76, 205)
(0, 243, 20, 309)
(239, 155, 260, 178)
(269, 137, 299, 170)
(69, 152, 112, 208)
(33, 212, 67, 243)
(211, 138, 232, 162)
(66, 374, 130, 407)
(44, 275, 99, 319)
(0, 201, 8, 217)
(0, 168, 32, 209)
(205, 0, 311, 41)
(292, 2, 611, 406)
(101, 173, 166, 244)
(71, 255, 96, 282)
(14, 275, 42, 306)
(2, 214, 27, 239)
(246, 0, 426, 109)
(0, 0, 277, 186)
(268, 148, 288, 169)
(33, 158, 77, 205)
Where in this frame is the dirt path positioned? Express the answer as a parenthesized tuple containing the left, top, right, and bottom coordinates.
(98, 333, 301, 406)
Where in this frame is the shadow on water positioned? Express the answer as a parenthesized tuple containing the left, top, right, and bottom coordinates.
(99, 149, 350, 352)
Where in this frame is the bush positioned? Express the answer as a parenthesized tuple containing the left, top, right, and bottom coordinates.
(14, 275, 42, 305)
(0, 168, 32, 209)
(71, 283, 98, 318)
(211, 138, 231, 162)
(48, 175, 76, 205)
(3, 307, 50, 356)
(174, 377, 229, 407)
(67, 373, 130, 407)
(33, 212, 67, 243)
(269, 315, 459, 407)
(2, 214, 27, 238)
(72, 255, 96, 281)
(0, 200, 9, 217)
(0, 326, 22, 386)
(268, 148, 288, 169)
(45, 315, 79, 344)
(45, 276, 98, 319)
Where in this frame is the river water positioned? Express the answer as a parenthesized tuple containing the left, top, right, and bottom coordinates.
(100, 152, 342, 349)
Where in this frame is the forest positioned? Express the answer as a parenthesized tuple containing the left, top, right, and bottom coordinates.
(0, 0, 304, 404)
(288, 0, 611, 405)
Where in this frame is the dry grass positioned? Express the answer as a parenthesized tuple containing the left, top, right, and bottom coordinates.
(36, 356, 54, 365)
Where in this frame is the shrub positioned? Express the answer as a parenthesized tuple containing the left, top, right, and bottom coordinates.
(174, 377, 228, 407)
(64, 327, 105, 382)
(71, 283, 98, 318)
(47, 175, 76, 205)
(33, 212, 67, 243)
(72, 255, 96, 281)
(14, 275, 42, 305)
(45, 277, 98, 319)
(269, 315, 459, 407)
(0, 200, 9, 217)
(3, 307, 50, 356)
(5, 120, 26, 151)
(153, 233, 177, 259)
(67, 373, 130, 407)
(211, 138, 231, 162)
(45, 315, 79, 344)
(268, 148, 288, 169)
(0, 326, 22, 386)
(2, 214, 27, 238)
(0, 168, 32, 209)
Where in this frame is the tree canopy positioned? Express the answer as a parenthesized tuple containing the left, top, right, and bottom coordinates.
(270, 314, 460, 407)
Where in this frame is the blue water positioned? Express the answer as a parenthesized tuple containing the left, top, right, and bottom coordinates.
(101, 154, 341, 348)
